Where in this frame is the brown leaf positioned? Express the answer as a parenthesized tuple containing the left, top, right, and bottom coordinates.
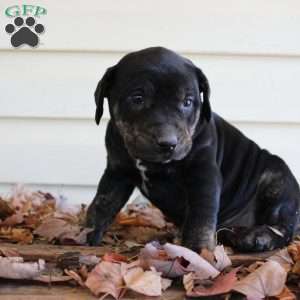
(233, 260, 287, 299)
(272, 286, 296, 300)
(183, 268, 239, 297)
(200, 248, 215, 264)
(116, 201, 171, 229)
(64, 269, 85, 287)
(288, 241, 300, 262)
(23, 214, 42, 228)
(0, 197, 14, 220)
(199, 246, 232, 271)
(244, 261, 264, 274)
(85, 261, 125, 299)
(8, 185, 54, 215)
(291, 260, 300, 275)
(114, 225, 174, 244)
(0, 227, 33, 244)
(59, 227, 93, 245)
(123, 240, 144, 250)
(213, 245, 232, 271)
(0, 212, 24, 226)
(123, 266, 166, 296)
(0, 257, 45, 280)
(78, 265, 89, 281)
(140, 256, 187, 278)
(34, 217, 92, 245)
(34, 218, 67, 241)
(103, 252, 128, 263)
(53, 212, 80, 225)
(268, 248, 293, 272)
(161, 277, 172, 291)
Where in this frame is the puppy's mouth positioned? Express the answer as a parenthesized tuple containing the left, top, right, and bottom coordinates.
(126, 141, 192, 164)
(135, 154, 173, 164)
(115, 121, 192, 163)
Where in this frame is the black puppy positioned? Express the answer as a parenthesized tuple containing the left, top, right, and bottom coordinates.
(86, 47, 300, 252)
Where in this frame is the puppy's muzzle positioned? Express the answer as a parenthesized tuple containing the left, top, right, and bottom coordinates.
(156, 134, 178, 154)
(154, 125, 178, 155)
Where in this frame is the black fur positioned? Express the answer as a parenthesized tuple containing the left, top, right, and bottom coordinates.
(86, 47, 300, 252)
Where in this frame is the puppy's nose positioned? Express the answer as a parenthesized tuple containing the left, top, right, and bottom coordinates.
(157, 136, 178, 152)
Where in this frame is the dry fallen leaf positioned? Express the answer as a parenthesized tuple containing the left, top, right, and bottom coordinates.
(212, 245, 232, 271)
(103, 252, 128, 263)
(291, 260, 300, 275)
(111, 225, 175, 245)
(34, 217, 92, 245)
(273, 286, 296, 300)
(140, 242, 188, 278)
(140, 256, 187, 278)
(8, 185, 55, 215)
(163, 243, 220, 279)
(288, 241, 300, 262)
(78, 265, 89, 281)
(140, 242, 220, 279)
(0, 227, 33, 244)
(244, 261, 265, 275)
(64, 269, 85, 287)
(161, 277, 172, 291)
(34, 218, 70, 241)
(116, 201, 168, 229)
(183, 267, 239, 297)
(123, 266, 167, 296)
(0, 212, 24, 226)
(268, 248, 293, 272)
(0, 257, 45, 280)
(0, 197, 15, 220)
(233, 260, 287, 299)
(85, 261, 125, 299)
(2, 185, 299, 300)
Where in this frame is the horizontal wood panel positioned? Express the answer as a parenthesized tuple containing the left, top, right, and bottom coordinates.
(0, 118, 107, 186)
(0, 118, 299, 188)
(1, 51, 300, 123)
(0, 1, 300, 55)
(1, 0, 299, 205)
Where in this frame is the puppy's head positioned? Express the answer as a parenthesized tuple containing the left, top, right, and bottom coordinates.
(94, 47, 211, 163)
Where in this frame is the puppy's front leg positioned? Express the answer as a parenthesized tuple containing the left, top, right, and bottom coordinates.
(86, 168, 134, 246)
(182, 161, 222, 252)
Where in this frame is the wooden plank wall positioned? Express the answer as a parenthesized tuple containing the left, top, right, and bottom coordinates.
(0, 0, 299, 203)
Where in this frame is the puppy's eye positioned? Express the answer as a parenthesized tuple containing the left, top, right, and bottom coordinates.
(130, 95, 144, 106)
(183, 96, 193, 108)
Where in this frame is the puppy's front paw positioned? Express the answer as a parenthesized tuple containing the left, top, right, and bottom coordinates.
(85, 200, 100, 228)
(87, 229, 104, 246)
(182, 232, 216, 253)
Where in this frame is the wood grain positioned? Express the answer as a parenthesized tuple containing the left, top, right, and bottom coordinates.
(0, 242, 275, 264)
(0, 281, 185, 300)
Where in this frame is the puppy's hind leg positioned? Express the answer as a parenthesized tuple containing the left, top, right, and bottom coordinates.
(234, 156, 300, 252)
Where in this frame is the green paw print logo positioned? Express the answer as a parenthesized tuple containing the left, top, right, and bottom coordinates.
(4, 4, 47, 48)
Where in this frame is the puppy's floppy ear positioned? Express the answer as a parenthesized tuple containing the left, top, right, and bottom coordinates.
(94, 66, 116, 125)
(195, 67, 211, 122)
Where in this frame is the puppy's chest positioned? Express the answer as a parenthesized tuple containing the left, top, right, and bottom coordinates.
(135, 160, 180, 197)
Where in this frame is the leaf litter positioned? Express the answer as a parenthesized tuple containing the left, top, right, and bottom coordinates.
(0, 185, 300, 299)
